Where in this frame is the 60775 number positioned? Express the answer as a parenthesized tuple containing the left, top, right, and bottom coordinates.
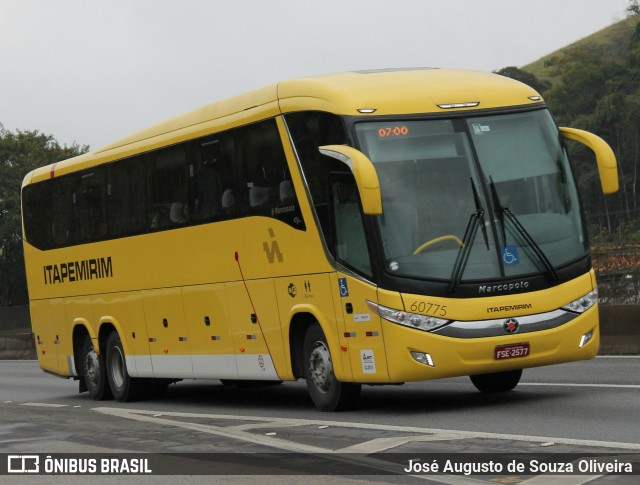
(409, 301, 447, 317)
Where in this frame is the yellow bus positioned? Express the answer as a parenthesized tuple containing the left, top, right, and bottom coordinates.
(21, 68, 618, 411)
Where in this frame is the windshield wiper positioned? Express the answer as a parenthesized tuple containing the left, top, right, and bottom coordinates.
(448, 179, 489, 293)
(489, 177, 559, 282)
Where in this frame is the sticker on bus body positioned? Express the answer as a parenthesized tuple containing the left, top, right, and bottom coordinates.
(361, 349, 376, 374)
(338, 278, 349, 297)
(501, 245, 520, 265)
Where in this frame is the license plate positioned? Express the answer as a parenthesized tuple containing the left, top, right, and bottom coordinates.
(495, 342, 530, 360)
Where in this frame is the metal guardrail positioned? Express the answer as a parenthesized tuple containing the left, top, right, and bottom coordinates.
(0, 304, 637, 357)
(0, 305, 31, 335)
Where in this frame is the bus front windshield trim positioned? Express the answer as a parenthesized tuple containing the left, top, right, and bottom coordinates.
(354, 109, 588, 286)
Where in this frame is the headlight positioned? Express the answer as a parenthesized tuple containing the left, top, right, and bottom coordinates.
(366, 300, 449, 332)
(562, 287, 598, 313)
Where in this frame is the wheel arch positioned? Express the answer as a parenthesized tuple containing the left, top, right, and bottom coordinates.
(72, 322, 91, 377)
(72, 317, 125, 376)
(288, 306, 348, 381)
(289, 312, 315, 379)
(98, 321, 118, 356)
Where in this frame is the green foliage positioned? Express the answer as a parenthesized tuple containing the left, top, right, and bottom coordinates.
(502, 12, 640, 302)
(0, 124, 88, 307)
(515, 16, 640, 237)
(543, 45, 610, 122)
(524, 15, 640, 83)
(493, 66, 550, 94)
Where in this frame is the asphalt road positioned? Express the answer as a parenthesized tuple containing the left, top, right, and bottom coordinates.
(1, 357, 639, 484)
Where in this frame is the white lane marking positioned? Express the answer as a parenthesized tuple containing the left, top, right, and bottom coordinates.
(521, 383, 640, 389)
(20, 403, 69, 408)
(93, 407, 419, 477)
(337, 433, 462, 453)
(228, 421, 309, 431)
(596, 355, 640, 359)
(93, 407, 329, 454)
(89, 407, 640, 483)
(92, 407, 640, 451)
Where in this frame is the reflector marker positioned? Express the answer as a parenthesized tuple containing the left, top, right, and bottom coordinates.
(148, 337, 157, 343)
(246, 334, 257, 340)
(365, 331, 379, 337)
(178, 336, 188, 342)
(211, 336, 221, 341)
(344, 332, 356, 338)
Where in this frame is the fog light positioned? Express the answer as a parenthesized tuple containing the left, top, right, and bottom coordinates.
(579, 330, 594, 349)
(411, 351, 434, 367)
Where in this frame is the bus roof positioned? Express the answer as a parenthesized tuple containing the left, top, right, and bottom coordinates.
(278, 68, 541, 115)
(24, 68, 542, 185)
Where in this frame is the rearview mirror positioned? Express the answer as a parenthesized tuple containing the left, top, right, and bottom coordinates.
(319, 145, 382, 215)
(560, 127, 618, 194)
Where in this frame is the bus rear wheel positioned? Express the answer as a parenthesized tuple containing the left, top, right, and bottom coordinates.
(105, 331, 143, 402)
(81, 334, 111, 400)
(470, 369, 522, 393)
(302, 324, 360, 411)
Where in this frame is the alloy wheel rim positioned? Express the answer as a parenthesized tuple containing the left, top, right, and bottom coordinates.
(309, 341, 333, 394)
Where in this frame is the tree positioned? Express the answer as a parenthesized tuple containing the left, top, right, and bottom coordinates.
(494, 66, 551, 94)
(0, 124, 88, 307)
(501, 13, 640, 301)
(543, 44, 611, 123)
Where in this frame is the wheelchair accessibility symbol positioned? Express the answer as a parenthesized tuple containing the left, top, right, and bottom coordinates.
(501, 245, 520, 265)
(338, 278, 349, 297)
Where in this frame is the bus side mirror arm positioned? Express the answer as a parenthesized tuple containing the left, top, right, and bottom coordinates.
(319, 145, 383, 215)
(559, 127, 619, 194)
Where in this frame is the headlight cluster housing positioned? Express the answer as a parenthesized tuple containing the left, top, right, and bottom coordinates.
(562, 287, 598, 313)
(366, 300, 449, 332)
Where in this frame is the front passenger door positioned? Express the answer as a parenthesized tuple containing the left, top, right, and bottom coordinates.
(329, 176, 389, 383)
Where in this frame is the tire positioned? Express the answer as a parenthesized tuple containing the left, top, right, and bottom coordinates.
(81, 334, 111, 400)
(105, 331, 143, 402)
(470, 369, 522, 393)
(302, 324, 361, 411)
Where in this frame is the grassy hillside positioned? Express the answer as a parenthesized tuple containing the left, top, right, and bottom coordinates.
(523, 15, 640, 82)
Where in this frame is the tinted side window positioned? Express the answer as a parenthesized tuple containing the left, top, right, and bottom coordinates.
(51, 176, 75, 247)
(191, 131, 235, 222)
(331, 176, 372, 276)
(148, 145, 189, 228)
(22, 117, 305, 250)
(22, 182, 52, 249)
(108, 156, 147, 237)
(236, 119, 305, 230)
(73, 170, 107, 243)
(285, 111, 348, 238)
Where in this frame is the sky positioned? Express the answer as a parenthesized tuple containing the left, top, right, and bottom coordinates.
(0, 0, 633, 150)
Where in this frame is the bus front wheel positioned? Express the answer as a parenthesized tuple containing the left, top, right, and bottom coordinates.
(105, 331, 143, 402)
(469, 369, 522, 393)
(302, 324, 361, 411)
(81, 334, 111, 400)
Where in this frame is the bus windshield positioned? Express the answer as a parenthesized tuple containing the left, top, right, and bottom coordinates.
(355, 109, 587, 284)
